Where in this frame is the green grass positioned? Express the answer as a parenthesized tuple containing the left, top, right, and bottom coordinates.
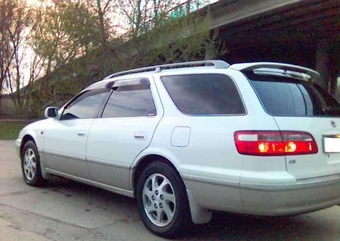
(0, 121, 29, 140)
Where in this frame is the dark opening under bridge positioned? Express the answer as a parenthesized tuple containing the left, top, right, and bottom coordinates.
(204, 0, 340, 95)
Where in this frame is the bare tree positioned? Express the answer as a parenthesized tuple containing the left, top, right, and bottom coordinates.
(0, 0, 44, 117)
(119, 0, 226, 67)
(0, 0, 16, 113)
(80, 0, 122, 75)
(120, 0, 176, 38)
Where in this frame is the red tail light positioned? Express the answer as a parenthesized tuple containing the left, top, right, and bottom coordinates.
(234, 131, 318, 156)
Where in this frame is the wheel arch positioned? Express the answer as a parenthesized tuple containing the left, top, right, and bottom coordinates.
(20, 135, 36, 156)
(132, 153, 212, 225)
(20, 134, 49, 180)
(132, 154, 181, 197)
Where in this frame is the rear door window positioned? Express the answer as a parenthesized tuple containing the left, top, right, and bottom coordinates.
(248, 75, 340, 117)
(161, 74, 245, 115)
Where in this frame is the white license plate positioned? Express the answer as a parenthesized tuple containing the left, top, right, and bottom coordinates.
(324, 137, 340, 153)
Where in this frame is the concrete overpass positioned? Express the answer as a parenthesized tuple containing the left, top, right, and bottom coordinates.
(204, 0, 340, 95)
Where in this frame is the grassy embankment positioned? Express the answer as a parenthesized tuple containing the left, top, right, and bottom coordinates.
(0, 121, 29, 140)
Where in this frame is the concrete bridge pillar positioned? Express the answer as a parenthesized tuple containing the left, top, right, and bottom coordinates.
(316, 40, 330, 90)
(315, 39, 339, 97)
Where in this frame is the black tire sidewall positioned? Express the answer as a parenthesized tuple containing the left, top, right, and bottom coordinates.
(21, 141, 43, 186)
(136, 162, 189, 238)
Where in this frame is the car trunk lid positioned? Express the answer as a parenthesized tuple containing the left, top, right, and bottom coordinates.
(274, 117, 340, 179)
(235, 62, 340, 180)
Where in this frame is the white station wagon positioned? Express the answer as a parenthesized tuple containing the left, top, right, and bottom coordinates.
(16, 60, 340, 238)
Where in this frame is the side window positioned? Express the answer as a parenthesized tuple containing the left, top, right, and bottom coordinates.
(61, 89, 109, 120)
(102, 84, 156, 118)
(161, 74, 245, 115)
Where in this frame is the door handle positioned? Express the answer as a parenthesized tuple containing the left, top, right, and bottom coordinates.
(77, 132, 86, 137)
(134, 132, 147, 140)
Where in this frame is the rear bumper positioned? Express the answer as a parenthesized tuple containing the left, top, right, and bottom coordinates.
(184, 174, 340, 216)
(240, 175, 340, 215)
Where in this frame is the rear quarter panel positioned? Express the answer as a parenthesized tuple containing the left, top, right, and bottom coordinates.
(146, 69, 286, 211)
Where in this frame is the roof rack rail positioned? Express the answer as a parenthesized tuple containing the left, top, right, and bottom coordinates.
(104, 60, 230, 79)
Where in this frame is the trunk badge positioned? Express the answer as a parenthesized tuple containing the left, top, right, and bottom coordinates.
(331, 121, 336, 128)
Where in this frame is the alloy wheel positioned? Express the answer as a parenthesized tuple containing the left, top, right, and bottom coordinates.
(142, 173, 176, 227)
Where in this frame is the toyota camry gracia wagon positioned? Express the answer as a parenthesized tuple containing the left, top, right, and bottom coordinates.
(16, 60, 340, 238)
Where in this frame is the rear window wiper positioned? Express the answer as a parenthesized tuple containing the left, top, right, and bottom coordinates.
(322, 107, 340, 116)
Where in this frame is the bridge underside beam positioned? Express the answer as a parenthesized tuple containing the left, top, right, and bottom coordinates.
(207, 0, 340, 95)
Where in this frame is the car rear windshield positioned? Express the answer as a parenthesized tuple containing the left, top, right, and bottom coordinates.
(161, 74, 245, 115)
(248, 74, 340, 117)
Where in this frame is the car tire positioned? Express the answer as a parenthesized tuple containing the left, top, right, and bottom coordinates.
(136, 161, 191, 238)
(21, 141, 46, 186)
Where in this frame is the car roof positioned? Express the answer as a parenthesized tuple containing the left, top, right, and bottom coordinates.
(85, 60, 320, 91)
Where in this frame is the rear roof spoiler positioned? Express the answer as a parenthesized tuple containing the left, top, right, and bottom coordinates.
(230, 62, 320, 82)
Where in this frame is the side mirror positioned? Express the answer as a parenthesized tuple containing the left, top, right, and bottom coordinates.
(44, 107, 58, 119)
